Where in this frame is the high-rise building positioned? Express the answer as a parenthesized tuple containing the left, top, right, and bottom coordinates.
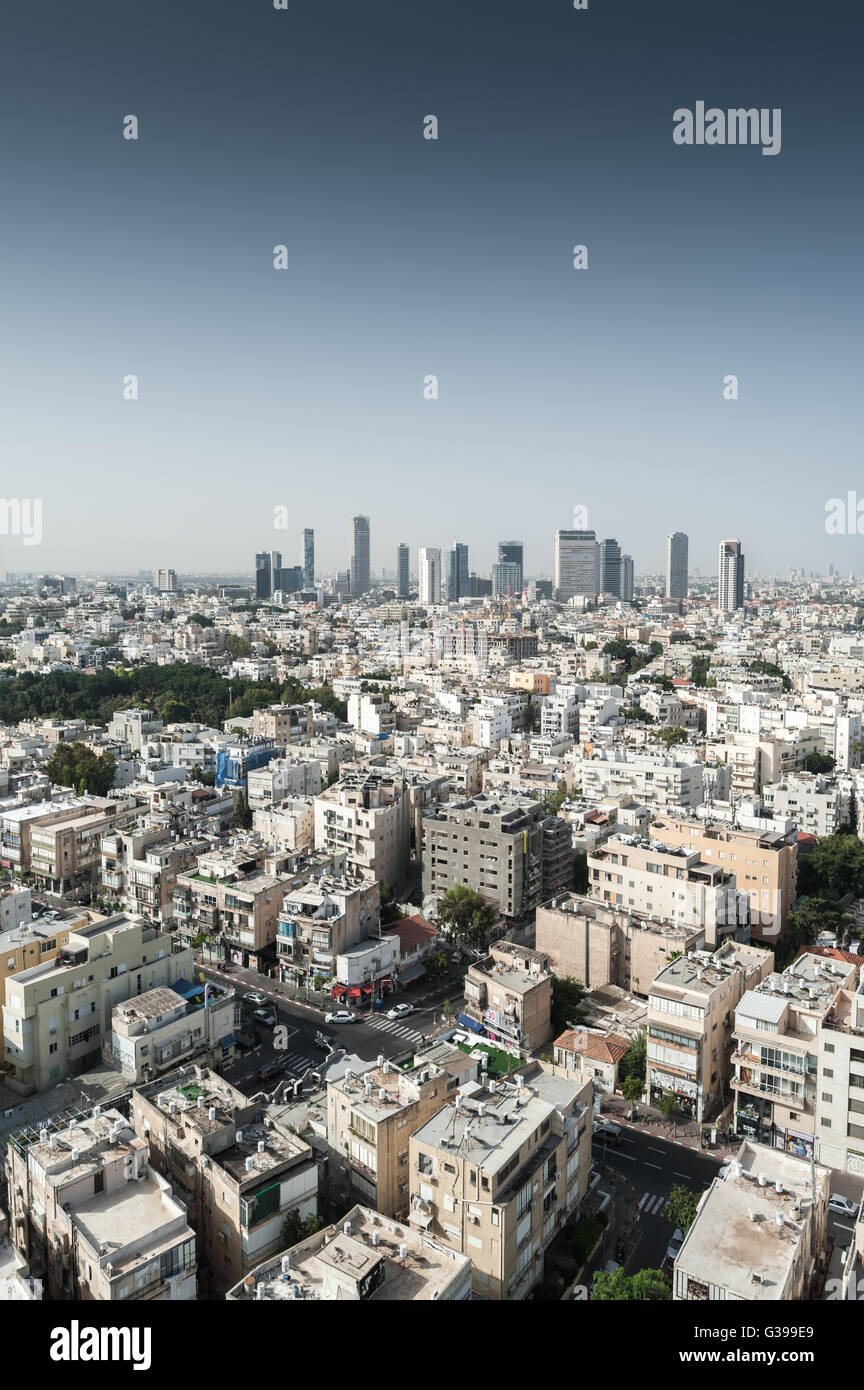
(554, 530, 598, 602)
(154, 568, 177, 592)
(446, 542, 469, 601)
(303, 529, 315, 589)
(274, 566, 303, 594)
(497, 541, 523, 594)
(492, 562, 521, 597)
(666, 531, 689, 599)
(718, 539, 745, 612)
(351, 516, 371, 597)
(418, 547, 442, 605)
(599, 538, 622, 597)
(255, 551, 271, 600)
(270, 551, 282, 586)
(621, 554, 634, 602)
(397, 543, 410, 598)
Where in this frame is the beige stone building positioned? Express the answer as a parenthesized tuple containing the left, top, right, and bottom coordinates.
(251, 702, 313, 743)
(2, 914, 193, 1094)
(409, 1064, 592, 1299)
(132, 1068, 319, 1295)
(275, 872, 380, 987)
(462, 942, 554, 1055)
(227, 1204, 472, 1301)
(648, 814, 798, 943)
(314, 769, 411, 888)
(587, 832, 750, 949)
(646, 941, 772, 1122)
(0, 907, 93, 995)
(4, 1106, 197, 1300)
(327, 1045, 477, 1219)
(673, 1142, 829, 1301)
(173, 864, 281, 968)
(535, 894, 702, 996)
(105, 980, 236, 1083)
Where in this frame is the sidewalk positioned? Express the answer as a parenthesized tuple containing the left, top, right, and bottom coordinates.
(600, 1094, 740, 1157)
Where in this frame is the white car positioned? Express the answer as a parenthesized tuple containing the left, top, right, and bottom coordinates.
(718, 1162, 731, 1180)
(387, 1003, 414, 1020)
(665, 1228, 685, 1263)
(245, 990, 267, 1007)
(828, 1194, 860, 1218)
(324, 1010, 357, 1025)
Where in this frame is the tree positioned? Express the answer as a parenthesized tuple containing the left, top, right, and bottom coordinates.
(45, 742, 117, 797)
(280, 1209, 325, 1249)
(654, 726, 688, 747)
(618, 1028, 646, 1087)
(658, 1090, 679, 1122)
(621, 1073, 644, 1108)
(551, 976, 585, 1035)
(225, 634, 253, 659)
(434, 885, 496, 950)
(524, 700, 541, 733)
(543, 780, 569, 815)
(591, 1267, 669, 1301)
(379, 884, 403, 924)
(664, 1183, 700, 1234)
(784, 898, 855, 957)
(802, 751, 836, 775)
(441, 1000, 455, 1020)
(799, 831, 864, 901)
(231, 790, 253, 829)
(425, 951, 448, 979)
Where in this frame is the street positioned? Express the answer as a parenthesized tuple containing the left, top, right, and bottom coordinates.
(199, 963, 466, 1098)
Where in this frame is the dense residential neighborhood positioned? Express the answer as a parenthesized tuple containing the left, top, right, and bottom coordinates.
(1, 538, 864, 1315)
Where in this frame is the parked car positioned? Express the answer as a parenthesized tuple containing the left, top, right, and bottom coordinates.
(665, 1228, 685, 1263)
(244, 990, 267, 1007)
(386, 1002, 414, 1020)
(593, 1121, 622, 1145)
(253, 1007, 278, 1028)
(324, 1010, 357, 1025)
(828, 1194, 860, 1218)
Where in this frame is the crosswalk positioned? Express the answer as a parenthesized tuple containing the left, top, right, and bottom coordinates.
(366, 1017, 425, 1042)
(278, 1051, 312, 1077)
(638, 1191, 668, 1217)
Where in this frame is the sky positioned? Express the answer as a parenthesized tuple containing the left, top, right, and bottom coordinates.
(1, 0, 861, 580)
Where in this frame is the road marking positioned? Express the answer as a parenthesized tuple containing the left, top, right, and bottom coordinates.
(638, 1193, 651, 1210)
(674, 1171, 694, 1179)
(648, 1146, 665, 1154)
(645, 1162, 662, 1170)
(833, 1221, 854, 1233)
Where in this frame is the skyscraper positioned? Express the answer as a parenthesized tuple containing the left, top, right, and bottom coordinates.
(418, 547, 442, 605)
(666, 532, 689, 599)
(718, 539, 745, 612)
(492, 562, 521, 597)
(255, 551, 271, 600)
(554, 530, 598, 602)
(621, 554, 634, 602)
(269, 551, 282, 584)
(446, 542, 469, 601)
(397, 543, 410, 598)
(599, 538, 622, 598)
(497, 541, 523, 594)
(303, 529, 315, 589)
(351, 516, 371, 597)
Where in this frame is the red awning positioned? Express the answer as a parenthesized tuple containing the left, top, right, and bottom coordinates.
(361, 984, 372, 995)
(348, 987, 362, 998)
(331, 984, 347, 1000)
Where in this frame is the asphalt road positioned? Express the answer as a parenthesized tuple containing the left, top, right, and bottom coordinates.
(201, 966, 465, 1101)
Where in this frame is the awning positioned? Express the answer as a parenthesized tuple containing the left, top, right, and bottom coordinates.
(399, 961, 427, 985)
(331, 984, 347, 1000)
(361, 984, 372, 995)
(348, 987, 363, 998)
(458, 1013, 484, 1033)
(221, 1034, 235, 1050)
(173, 978, 205, 1000)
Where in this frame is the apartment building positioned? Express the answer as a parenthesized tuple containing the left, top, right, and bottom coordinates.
(731, 952, 858, 1158)
(587, 832, 751, 949)
(101, 828, 207, 925)
(251, 702, 313, 743)
(27, 801, 119, 897)
(247, 756, 322, 806)
(107, 706, 164, 752)
(226, 1204, 472, 1302)
(2, 914, 193, 1094)
(132, 1068, 318, 1295)
(173, 865, 281, 968)
(646, 941, 772, 1122)
(461, 943, 554, 1054)
(276, 873, 380, 986)
(314, 770, 410, 888)
(4, 1107, 196, 1300)
(327, 1047, 476, 1218)
(578, 749, 708, 811)
(673, 1143, 829, 1301)
(763, 772, 852, 839)
(105, 980, 235, 1083)
(421, 792, 573, 922)
(0, 797, 105, 875)
(409, 1064, 592, 1299)
(0, 906, 92, 994)
(648, 814, 798, 943)
(535, 895, 703, 996)
(347, 692, 397, 737)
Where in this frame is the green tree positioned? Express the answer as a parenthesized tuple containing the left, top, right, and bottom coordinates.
(802, 751, 836, 775)
(591, 1267, 669, 1301)
(543, 780, 569, 815)
(658, 1090, 679, 1122)
(231, 789, 253, 829)
(225, 634, 253, 659)
(551, 976, 585, 1035)
(800, 831, 864, 901)
(524, 700, 541, 733)
(654, 726, 688, 747)
(45, 742, 117, 797)
(621, 1073, 645, 1108)
(435, 885, 497, 950)
(618, 1028, 646, 1087)
(664, 1183, 700, 1234)
(379, 884, 403, 924)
